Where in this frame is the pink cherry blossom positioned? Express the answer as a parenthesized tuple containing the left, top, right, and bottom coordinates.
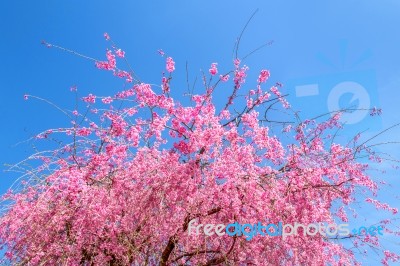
(209, 63, 218, 75)
(82, 93, 96, 103)
(115, 48, 125, 58)
(166, 56, 175, 72)
(220, 74, 230, 82)
(101, 96, 113, 104)
(95, 50, 116, 70)
(257, 69, 270, 83)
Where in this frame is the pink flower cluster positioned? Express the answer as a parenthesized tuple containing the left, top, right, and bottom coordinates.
(115, 48, 125, 58)
(220, 74, 230, 82)
(209, 63, 218, 75)
(233, 63, 248, 88)
(257, 69, 270, 83)
(95, 50, 116, 70)
(166, 57, 175, 73)
(82, 93, 96, 104)
(270, 86, 290, 109)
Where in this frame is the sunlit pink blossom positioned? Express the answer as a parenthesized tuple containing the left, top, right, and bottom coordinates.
(115, 48, 125, 58)
(166, 57, 175, 72)
(209, 63, 218, 75)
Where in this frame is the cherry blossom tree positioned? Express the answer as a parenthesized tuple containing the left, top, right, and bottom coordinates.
(0, 34, 399, 265)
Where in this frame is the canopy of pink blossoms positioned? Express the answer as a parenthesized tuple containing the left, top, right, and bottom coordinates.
(0, 38, 398, 265)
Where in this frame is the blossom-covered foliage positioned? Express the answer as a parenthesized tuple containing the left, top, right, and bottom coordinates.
(0, 35, 398, 265)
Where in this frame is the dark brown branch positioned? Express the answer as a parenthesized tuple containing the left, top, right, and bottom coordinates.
(201, 236, 237, 266)
(159, 206, 222, 266)
(172, 249, 221, 264)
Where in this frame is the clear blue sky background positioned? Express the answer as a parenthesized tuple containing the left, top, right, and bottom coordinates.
(0, 0, 399, 263)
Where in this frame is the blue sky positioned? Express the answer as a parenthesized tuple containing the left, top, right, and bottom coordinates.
(1, 0, 399, 263)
